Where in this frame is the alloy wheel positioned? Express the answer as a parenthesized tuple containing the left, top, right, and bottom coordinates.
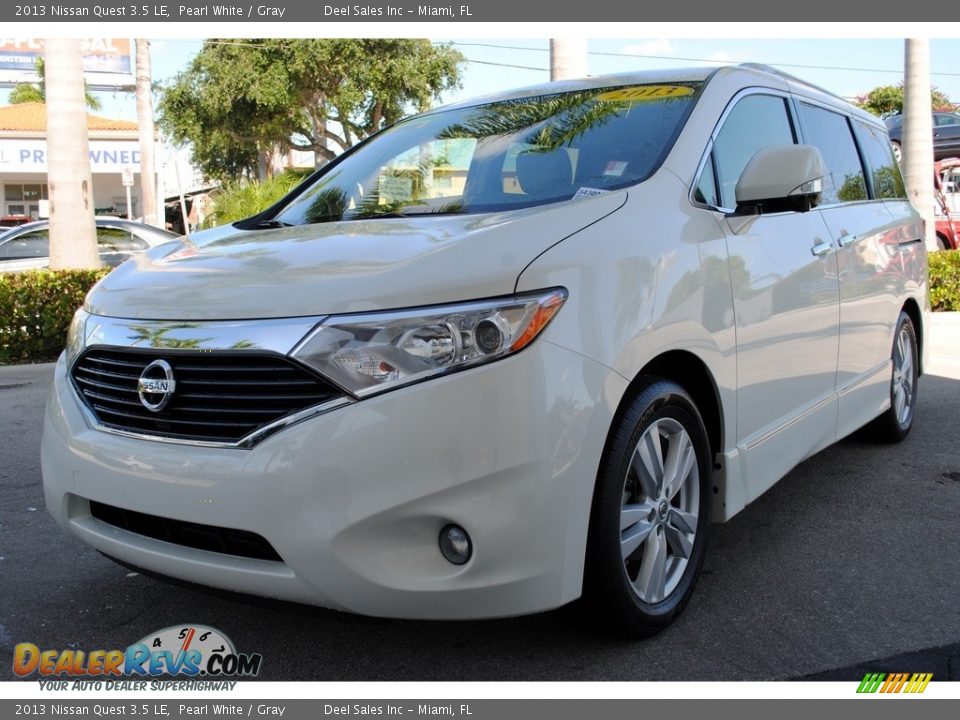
(619, 417, 700, 604)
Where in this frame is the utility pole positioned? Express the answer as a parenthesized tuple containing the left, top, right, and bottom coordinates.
(45, 38, 99, 270)
(136, 39, 158, 227)
(902, 39, 937, 252)
(550, 39, 587, 81)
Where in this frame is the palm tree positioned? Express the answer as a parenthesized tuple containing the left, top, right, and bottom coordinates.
(136, 39, 159, 227)
(902, 39, 937, 251)
(9, 57, 102, 111)
(45, 39, 100, 270)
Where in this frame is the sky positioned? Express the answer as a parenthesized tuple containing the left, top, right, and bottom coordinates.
(5, 37, 960, 124)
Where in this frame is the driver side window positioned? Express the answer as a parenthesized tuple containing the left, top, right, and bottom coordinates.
(0, 230, 49, 259)
(702, 94, 797, 209)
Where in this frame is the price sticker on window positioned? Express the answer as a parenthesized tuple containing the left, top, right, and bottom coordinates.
(595, 86, 694, 103)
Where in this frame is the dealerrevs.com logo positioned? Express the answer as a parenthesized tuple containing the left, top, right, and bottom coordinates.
(14, 625, 262, 683)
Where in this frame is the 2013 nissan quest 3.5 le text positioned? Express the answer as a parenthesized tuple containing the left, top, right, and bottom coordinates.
(42, 64, 928, 637)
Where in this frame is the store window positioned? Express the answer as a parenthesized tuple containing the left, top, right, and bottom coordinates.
(4, 183, 49, 219)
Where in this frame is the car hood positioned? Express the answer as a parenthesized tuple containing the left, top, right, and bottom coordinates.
(85, 192, 626, 320)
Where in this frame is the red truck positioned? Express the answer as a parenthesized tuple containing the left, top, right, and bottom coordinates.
(935, 158, 960, 250)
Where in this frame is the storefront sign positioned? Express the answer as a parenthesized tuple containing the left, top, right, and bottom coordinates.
(0, 139, 140, 173)
(0, 38, 133, 87)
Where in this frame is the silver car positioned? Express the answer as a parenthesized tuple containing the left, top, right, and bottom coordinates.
(0, 217, 177, 273)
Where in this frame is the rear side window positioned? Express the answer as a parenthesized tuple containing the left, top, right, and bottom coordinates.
(97, 227, 148, 253)
(854, 120, 907, 200)
(797, 102, 867, 205)
(711, 94, 796, 209)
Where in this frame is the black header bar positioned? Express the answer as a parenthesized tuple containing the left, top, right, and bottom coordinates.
(1, 0, 950, 22)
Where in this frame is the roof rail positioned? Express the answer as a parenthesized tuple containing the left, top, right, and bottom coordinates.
(737, 62, 842, 100)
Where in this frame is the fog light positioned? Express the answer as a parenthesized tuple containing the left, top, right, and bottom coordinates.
(439, 524, 472, 565)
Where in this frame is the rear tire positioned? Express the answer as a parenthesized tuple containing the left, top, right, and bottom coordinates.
(892, 141, 902, 163)
(580, 378, 711, 638)
(866, 312, 918, 443)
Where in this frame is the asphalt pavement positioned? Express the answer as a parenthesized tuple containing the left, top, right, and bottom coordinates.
(1, 315, 959, 682)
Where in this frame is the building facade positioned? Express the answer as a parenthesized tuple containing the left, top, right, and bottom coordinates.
(0, 102, 142, 221)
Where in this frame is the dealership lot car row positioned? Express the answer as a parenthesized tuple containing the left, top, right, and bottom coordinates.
(41, 64, 927, 637)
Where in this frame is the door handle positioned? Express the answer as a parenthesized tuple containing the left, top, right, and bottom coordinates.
(838, 234, 858, 248)
(811, 240, 834, 257)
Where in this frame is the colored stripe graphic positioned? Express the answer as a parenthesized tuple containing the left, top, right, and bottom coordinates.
(857, 672, 932, 694)
(905, 673, 933, 693)
(857, 672, 885, 693)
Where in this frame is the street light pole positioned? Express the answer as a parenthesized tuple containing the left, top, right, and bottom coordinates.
(550, 39, 587, 81)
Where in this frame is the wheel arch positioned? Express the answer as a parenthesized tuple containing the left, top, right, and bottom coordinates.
(902, 297, 924, 376)
(619, 350, 724, 467)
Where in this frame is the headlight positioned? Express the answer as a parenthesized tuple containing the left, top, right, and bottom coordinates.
(65, 308, 90, 367)
(291, 288, 567, 397)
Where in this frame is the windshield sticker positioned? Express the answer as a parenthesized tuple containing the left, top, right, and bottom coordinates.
(595, 86, 694, 103)
(379, 175, 414, 203)
(573, 187, 611, 200)
(604, 161, 628, 177)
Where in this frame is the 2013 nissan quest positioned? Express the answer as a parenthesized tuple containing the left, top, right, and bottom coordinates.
(42, 64, 929, 637)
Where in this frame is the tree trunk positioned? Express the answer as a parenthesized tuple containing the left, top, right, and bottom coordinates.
(902, 39, 937, 252)
(45, 38, 100, 270)
(135, 39, 158, 227)
(257, 148, 270, 181)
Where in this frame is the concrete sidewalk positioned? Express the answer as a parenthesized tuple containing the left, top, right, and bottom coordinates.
(928, 311, 960, 379)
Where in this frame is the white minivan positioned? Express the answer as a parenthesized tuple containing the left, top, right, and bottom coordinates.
(42, 64, 928, 637)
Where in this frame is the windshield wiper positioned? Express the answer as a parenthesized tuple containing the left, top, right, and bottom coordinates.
(254, 219, 295, 229)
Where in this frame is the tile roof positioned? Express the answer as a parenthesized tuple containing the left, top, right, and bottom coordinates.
(0, 102, 138, 132)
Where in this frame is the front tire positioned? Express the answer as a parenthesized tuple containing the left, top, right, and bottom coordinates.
(581, 378, 711, 638)
(866, 312, 919, 442)
(892, 140, 902, 163)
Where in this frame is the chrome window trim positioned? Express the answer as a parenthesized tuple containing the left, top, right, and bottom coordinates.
(69, 314, 356, 450)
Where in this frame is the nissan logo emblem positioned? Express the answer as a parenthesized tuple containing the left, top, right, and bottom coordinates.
(137, 359, 176, 412)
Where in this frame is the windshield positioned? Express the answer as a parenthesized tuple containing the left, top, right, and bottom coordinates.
(273, 82, 702, 225)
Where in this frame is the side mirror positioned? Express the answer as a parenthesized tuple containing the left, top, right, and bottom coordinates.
(734, 144, 825, 215)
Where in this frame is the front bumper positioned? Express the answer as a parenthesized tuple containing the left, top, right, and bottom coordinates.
(42, 342, 625, 619)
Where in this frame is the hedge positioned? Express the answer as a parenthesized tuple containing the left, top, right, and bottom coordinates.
(2, 253, 960, 365)
(929, 249, 960, 311)
(0, 269, 110, 365)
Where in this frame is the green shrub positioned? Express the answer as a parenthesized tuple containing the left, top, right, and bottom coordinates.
(0, 269, 110, 365)
(929, 249, 960, 311)
(201, 171, 308, 229)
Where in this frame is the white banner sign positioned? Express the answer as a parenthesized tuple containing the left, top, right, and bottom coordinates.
(0, 139, 140, 174)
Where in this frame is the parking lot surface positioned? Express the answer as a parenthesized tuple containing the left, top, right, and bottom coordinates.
(1, 314, 959, 681)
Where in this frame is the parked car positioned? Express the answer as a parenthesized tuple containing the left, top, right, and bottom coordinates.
(43, 64, 927, 638)
(884, 112, 960, 162)
(934, 158, 960, 250)
(0, 217, 177, 273)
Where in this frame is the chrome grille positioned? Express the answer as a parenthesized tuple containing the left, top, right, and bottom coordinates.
(71, 349, 343, 444)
